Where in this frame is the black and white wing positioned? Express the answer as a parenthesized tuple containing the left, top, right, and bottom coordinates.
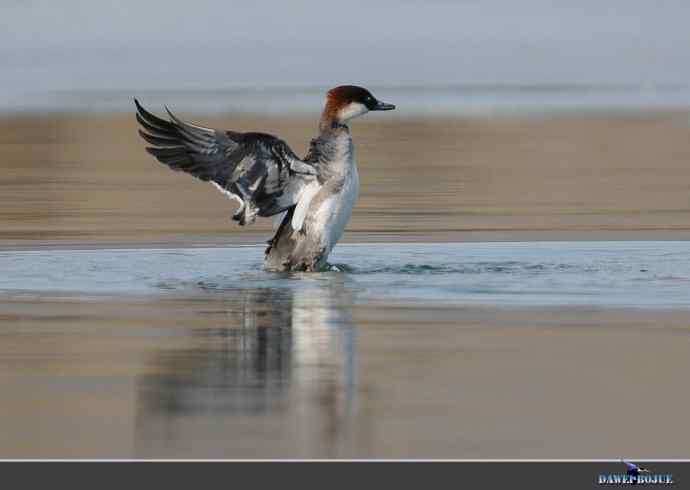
(135, 99, 316, 225)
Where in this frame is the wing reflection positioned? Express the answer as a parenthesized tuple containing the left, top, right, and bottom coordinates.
(135, 277, 358, 457)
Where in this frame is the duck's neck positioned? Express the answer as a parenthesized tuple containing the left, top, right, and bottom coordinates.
(309, 107, 353, 177)
(319, 98, 349, 135)
(317, 107, 351, 153)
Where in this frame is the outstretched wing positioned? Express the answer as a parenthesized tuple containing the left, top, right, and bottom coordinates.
(135, 99, 316, 225)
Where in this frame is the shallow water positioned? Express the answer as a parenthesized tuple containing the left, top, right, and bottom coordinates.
(2, 242, 690, 457)
(1, 242, 689, 307)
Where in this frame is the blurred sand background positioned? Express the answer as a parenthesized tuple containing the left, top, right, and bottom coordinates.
(2, 110, 690, 247)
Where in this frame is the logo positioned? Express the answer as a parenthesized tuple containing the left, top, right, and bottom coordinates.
(598, 461, 674, 485)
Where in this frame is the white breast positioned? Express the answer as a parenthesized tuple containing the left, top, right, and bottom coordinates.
(316, 159, 359, 252)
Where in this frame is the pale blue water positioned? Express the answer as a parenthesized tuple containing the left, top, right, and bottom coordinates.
(1, 241, 689, 308)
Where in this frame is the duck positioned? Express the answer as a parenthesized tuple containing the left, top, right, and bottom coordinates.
(135, 85, 395, 271)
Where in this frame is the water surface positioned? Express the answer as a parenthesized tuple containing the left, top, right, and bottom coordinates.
(2, 241, 690, 458)
(2, 242, 689, 307)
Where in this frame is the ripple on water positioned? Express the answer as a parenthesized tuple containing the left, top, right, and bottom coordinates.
(0, 242, 689, 307)
(351, 261, 601, 275)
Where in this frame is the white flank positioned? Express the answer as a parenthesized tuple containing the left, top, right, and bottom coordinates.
(291, 181, 321, 232)
(322, 162, 359, 249)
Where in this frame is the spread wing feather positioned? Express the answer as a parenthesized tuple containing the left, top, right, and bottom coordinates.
(135, 99, 315, 225)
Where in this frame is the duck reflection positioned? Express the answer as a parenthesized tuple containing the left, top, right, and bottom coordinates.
(135, 276, 358, 456)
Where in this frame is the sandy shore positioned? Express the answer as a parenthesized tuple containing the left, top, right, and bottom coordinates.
(1, 110, 690, 246)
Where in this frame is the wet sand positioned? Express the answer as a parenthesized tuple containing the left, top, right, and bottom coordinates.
(2, 111, 690, 245)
